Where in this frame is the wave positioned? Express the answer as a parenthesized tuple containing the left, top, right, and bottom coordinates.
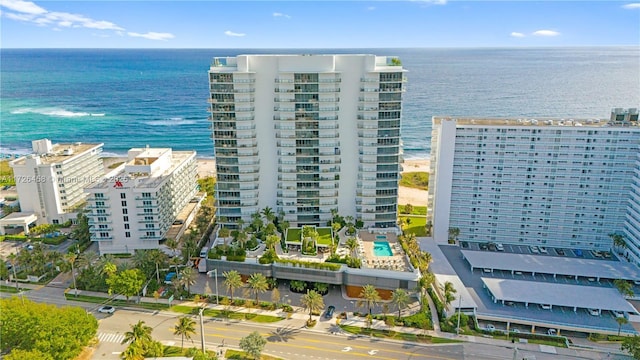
(144, 118, 198, 126)
(10, 107, 105, 118)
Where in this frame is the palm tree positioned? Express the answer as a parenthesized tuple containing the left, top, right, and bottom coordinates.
(6, 253, 19, 290)
(77, 250, 99, 270)
(448, 227, 460, 243)
(301, 289, 325, 321)
(391, 288, 410, 318)
(610, 233, 627, 254)
(250, 211, 263, 232)
(265, 234, 280, 251)
(617, 316, 629, 336)
(122, 320, 153, 346)
(235, 230, 248, 249)
(442, 281, 457, 308)
(179, 267, 198, 296)
(290, 280, 306, 293)
(223, 270, 243, 301)
(245, 273, 269, 304)
(121, 342, 145, 360)
(262, 206, 276, 224)
(345, 237, 359, 257)
(173, 316, 196, 349)
(358, 284, 381, 315)
(165, 238, 179, 256)
(65, 252, 78, 295)
(614, 279, 634, 298)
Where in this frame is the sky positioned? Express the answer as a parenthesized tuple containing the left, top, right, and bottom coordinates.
(0, 0, 639, 48)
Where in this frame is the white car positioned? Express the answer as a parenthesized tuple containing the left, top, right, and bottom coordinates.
(540, 304, 552, 310)
(539, 247, 548, 254)
(612, 310, 625, 318)
(530, 246, 540, 254)
(495, 243, 504, 251)
(588, 308, 600, 316)
(486, 324, 496, 332)
(97, 305, 115, 314)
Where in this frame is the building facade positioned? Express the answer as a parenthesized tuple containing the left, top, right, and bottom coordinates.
(84, 148, 197, 254)
(208, 54, 406, 228)
(428, 109, 640, 251)
(9, 139, 104, 225)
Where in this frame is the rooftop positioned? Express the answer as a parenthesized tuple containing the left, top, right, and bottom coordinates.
(433, 116, 639, 128)
(11, 143, 102, 166)
(482, 277, 637, 313)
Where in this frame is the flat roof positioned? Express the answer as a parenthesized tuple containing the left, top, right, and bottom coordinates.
(432, 116, 640, 129)
(420, 240, 478, 309)
(482, 277, 637, 313)
(12, 143, 101, 165)
(461, 250, 640, 281)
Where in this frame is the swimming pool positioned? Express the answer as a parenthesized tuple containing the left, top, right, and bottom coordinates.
(373, 241, 393, 257)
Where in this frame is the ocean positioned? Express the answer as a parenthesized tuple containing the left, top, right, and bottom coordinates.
(1, 47, 638, 159)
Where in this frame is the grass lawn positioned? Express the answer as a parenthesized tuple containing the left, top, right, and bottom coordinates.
(0, 160, 15, 186)
(172, 305, 284, 323)
(399, 172, 428, 190)
(398, 205, 427, 215)
(286, 228, 301, 243)
(339, 325, 460, 344)
(316, 227, 332, 246)
(399, 216, 427, 236)
(226, 349, 283, 360)
(0, 285, 28, 293)
(64, 293, 170, 310)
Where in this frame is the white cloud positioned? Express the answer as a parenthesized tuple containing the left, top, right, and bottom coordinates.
(410, 0, 447, 5)
(225, 30, 246, 37)
(622, 3, 640, 9)
(273, 12, 291, 19)
(366, 6, 376, 11)
(510, 32, 525, 38)
(0, 0, 173, 42)
(128, 32, 175, 41)
(0, 0, 46, 14)
(532, 29, 560, 37)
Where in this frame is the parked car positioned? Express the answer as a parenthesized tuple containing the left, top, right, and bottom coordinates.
(98, 305, 115, 314)
(540, 304, 552, 310)
(530, 246, 540, 254)
(574, 249, 583, 257)
(479, 243, 489, 250)
(325, 305, 335, 319)
(612, 310, 625, 318)
(486, 324, 496, 332)
(547, 329, 557, 336)
(495, 243, 504, 251)
(556, 249, 566, 256)
(588, 308, 600, 316)
(539, 247, 548, 254)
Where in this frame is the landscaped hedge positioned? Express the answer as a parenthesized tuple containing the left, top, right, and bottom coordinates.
(275, 258, 341, 271)
(0, 235, 28, 242)
(427, 287, 445, 320)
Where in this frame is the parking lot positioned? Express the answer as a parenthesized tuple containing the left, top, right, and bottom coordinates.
(460, 241, 614, 260)
(440, 244, 637, 335)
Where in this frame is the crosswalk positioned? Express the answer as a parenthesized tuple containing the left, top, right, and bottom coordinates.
(97, 332, 125, 344)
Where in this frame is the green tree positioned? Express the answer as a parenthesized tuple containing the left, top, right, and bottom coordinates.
(610, 233, 627, 253)
(245, 273, 269, 304)
(107, 269, 146, 302)
(442, 281, 457, 308)
(345, 237, 359, 257)
(265, 234, 280, 251)
(239, 331, 267, 360)
(290, 280, 306, 293)
(1, 297, 98, 360)
(77, 250, 99, 270)
(71, 212, 90, 245)
(4, 349, 55, 360)
(262, 206, 276, 223)
(358, 284, 381, 315)
(404, 203, 414, 214)
(448, 227, 460, 243)
(313, 282, 329, 294)
(391, 288, 411, 318)
(179, 267, 198, 296)
(301, 289, 325, 321)
(223, 270, 243, 301)
(617, 316, 629, 336)
(122, 320, 153, 350)
(614, 279, 634, 298)
(622, 335, 640, 359)
(121, 342, 145, 360)
(174, 316, 196, 349)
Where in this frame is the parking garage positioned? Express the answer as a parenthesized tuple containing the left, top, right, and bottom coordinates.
(482, 277, 638, 315)
(461, 250, 640, 282)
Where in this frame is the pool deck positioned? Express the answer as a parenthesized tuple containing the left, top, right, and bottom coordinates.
(357, 231, 410, 271)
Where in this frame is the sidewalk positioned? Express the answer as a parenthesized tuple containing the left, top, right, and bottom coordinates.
(5, 279, 632, 359)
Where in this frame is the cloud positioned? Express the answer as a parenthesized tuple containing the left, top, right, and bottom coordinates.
(366, 6, 376, 11)
(0, 0, 46, 14)
(510, 32, 525, 38)
(532, 30, 560, 37)
(0, 0, 172, 41)
(273, 12, 291, 19)
(622, 3, 640, 9)
(225, 30, 246, 37)
(128, 32, 175, 41)
(410, 0, 447, 5)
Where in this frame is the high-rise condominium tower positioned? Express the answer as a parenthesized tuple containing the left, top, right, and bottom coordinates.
(208, 54, 405, 228)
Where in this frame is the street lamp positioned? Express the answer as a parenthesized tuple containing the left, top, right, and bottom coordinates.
(199, 307, 206, 353)
(207, 269, 218, 305)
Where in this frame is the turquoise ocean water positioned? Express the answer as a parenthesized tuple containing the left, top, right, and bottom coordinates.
(1, 47, 638, 158)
